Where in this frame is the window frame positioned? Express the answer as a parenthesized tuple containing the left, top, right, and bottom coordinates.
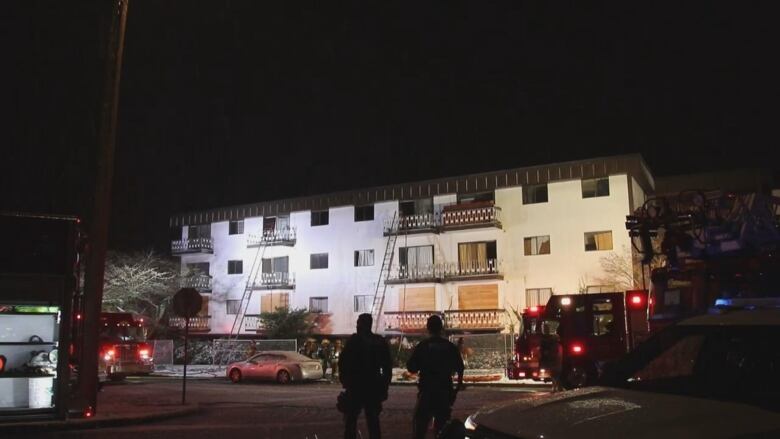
(582, 177, 610, 198)
(311, 210, 329, 227)
(227, 259, 243, 275)
(310, 253, 329, 269)
(354, 249, 375, 267)
(524, 235, 551, 256)
(354, 205, 375, 222)
(584, 231, 614, 252)
(523, 184, 549, 204)
(354, 295, 372, 313)
(228, 220, 244, 235)
(309, 296, 329, 313)
(525, 288, 553, 308)
(226, 300, 241, 315)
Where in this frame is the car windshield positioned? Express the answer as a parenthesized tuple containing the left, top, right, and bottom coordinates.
(99, 325, 144, 342)
(601, 325, 780, 411)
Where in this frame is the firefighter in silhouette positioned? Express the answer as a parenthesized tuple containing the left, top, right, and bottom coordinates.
(407, 315, 465, 439)
(338, 313, 392, 439)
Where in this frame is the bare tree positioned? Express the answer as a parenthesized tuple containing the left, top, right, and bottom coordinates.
(102, 251, 180, 329)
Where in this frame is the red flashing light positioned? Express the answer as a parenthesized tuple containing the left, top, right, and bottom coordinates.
(139, 349, 150, 359)
(84, 406, 94, 418)
(518, 372, 526, 378)
(628, 293, 646, 309)
(76, 314, 82, 320)
(532, 372, 539, 377)
(570, 343, 585, 355)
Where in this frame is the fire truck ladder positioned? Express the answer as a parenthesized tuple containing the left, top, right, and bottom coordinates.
(371, 212, 399, 332)
(227, 237, 268, 339)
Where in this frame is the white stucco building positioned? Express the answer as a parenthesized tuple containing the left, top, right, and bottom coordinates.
(168, 154, 654, 337)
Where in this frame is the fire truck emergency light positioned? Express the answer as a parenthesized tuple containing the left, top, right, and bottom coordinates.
(560, 297, 572, 306)
(529, 306, 539, 313)
(570, 343, 585, 355)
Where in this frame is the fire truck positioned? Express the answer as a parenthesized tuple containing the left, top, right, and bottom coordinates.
(98, 312, 153, 381)
(626, 190, 780, 332)
(507, 291, 650, 388)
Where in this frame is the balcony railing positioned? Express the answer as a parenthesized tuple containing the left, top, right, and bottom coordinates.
(168, 316, 211, 332)
(386, 259, 502, 284)
(384, 204, 502, 235)
(171, 237, 214, 255)
(180, 275, 212, 291)
(247, 227, 297, 247)
(243, 314, 266, 332)
(441, 204, 501, 230)
(251, 272, 295, 290)
(384, 309, 505, 333)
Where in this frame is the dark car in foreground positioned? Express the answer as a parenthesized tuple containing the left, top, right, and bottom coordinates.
(465, 307, 780, 438)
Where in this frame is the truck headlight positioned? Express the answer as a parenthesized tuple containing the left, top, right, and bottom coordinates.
(464, 415, 478, 431)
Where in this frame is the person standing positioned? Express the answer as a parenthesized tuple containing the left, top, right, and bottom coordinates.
(338, 314, 392, 439)
(320, 339, 333, 379)
(407, 315, 464, 439)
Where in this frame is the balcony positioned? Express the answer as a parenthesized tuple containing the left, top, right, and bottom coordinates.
(383, 213, 438, 235)
(251, 272, 295, 290)
(385, 259, 503, 284)
(247, 227, 297, 247)
(384, 309, 505, 333)
(171, 237, 214, 255)
(180, 275, 212, 291)
(440, 202, 501, 231)
(243, 314, 266, 332)
(168, 316, 211, 332)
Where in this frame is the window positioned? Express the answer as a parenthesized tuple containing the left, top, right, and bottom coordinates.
(310, 253, 329, 269)
(399, 246, 434, 269)
(229, 220, 244, 235)
(354, 249, 375, 267)
(400, 199, 433, 216)
(188, 224, 211, 239)
(263, 216, 290, 231)
(311, 210, 329, 226)
(186, 262, 210, 276)
(586, 285, 616, 293)
(582, 177, 610, 198)
(584, 231, 613, 251)
(523, 184, 548, 204)
(261, 293, 289, 312)
(262, 256, 289, 274)
(524, 236, 551, 255)
(226, 300, 241, 315)
(354, 295, 372, 313)
(525, 288, 553, 307)
(354, 205, 374, 222)
(458, 241, 498, 272)
(458, 191, 494, 204)
(227, 260, 243, 274)
(309, 297, 328, 313)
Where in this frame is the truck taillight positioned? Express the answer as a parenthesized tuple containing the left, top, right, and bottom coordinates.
(570, 343, 585, 355)
(103, 349, 115, 361)
(139, 349, 150, 359)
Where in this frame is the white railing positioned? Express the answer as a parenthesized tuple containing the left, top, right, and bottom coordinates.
(388, 259, 501, 282)
(441, 205, 501, 228)
(171, 237, 213, 254)
(253, 272, 295, 288)
(247, 227, 297, 246)
(180, 275, 212, 290)
(384, 309, 504, 332)
(168, 316, 211, 331)
(243, 315, 266, 332)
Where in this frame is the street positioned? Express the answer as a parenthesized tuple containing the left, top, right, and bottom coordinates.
(27, 378, 546, 439)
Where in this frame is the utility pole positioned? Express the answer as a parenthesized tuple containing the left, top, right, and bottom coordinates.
(77, 0, 129, 416)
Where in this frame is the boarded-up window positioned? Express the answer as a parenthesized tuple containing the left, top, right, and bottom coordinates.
(457, 284, 499, 310)
(584, 231, 613, 251)
(399, 287, 436, 311)
(261, 293, 290, 313)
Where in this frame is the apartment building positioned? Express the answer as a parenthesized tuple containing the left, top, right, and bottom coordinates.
(168, 154, 654, 337)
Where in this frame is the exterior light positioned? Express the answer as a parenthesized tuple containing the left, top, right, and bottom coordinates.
(561, 297, 572, 306)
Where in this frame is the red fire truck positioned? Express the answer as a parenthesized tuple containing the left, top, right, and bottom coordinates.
(98, 312, 153, 381)
(507, 291, 649, 387)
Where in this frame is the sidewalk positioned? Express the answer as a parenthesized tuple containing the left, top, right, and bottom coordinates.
(0, 381, 198, 434)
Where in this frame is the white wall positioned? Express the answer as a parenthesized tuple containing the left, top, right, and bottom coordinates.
(180, 175, 635, 336)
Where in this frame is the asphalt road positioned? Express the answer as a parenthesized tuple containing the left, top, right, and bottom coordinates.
(29, 377, 547, 439)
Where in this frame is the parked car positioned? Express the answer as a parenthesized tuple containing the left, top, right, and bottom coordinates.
(226, 351, 323, 384)
(464, 305, 780, 438)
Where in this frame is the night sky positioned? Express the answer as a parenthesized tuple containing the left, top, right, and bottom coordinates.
(1, 1, 778, 252)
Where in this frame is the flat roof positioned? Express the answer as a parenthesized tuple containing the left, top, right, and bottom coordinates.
(171, 153, 654, 227)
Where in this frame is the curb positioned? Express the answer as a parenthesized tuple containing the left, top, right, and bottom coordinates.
(0, 404, 200, 434)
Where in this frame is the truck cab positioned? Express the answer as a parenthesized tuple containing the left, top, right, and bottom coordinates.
(98, 313, 153, 381)
(507, 306, 549, 381)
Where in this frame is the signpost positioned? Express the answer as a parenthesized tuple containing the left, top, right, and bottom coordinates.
(172, 288, 202, 405)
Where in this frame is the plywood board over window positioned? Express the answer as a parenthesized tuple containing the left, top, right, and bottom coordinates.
(457, 284, 499, 310)
(261, 293, 290, 313)
(399, 287, 435, 311)
(198, 295, 209, 316)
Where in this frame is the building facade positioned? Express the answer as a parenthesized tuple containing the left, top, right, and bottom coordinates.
(169, 154, 654, 337)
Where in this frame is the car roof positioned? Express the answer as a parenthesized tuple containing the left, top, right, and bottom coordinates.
(678, 308, 780, 326)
